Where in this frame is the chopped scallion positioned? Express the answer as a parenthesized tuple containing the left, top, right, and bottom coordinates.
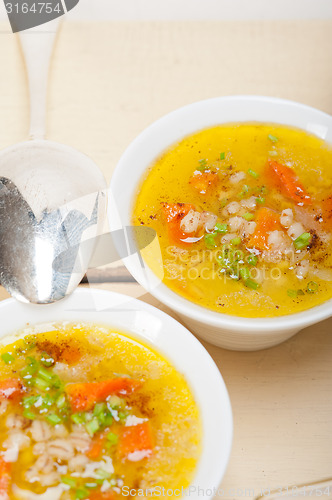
(240, 267, 250, 281)
(287, 289, 298, 298)
(75, 488, 89, 500)
(204, 233, 217, 249)
(256, 196, 265, 204)
(23, 409, 36, 420)
(214, 222, 228, 234)
(220, 152, 225, 160)
(61, 476, 77, 488)
(106, 432, 118, 445)
(268, 134, 279, 142)
(238, 185, 250, 198)
(231, 237, 241, 246)
(71, 413, 85, 425)
(245, 278, 260, 290)
(242, 212, 254, 221)
(40, 352, 54, 368)
(85, 417, 100, 436)
(306, 281, 318, 294)
(247, 254, 258, 266)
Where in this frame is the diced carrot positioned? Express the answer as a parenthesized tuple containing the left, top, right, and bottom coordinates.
(86, 432, 108, 460)
(65, 378, 141, 412)
(189, 171, 218, 194)
(248, 207, 282, 251)
(267, 160, 312, 205)
(0, 378, 24, 401)
(161, 203, 197, 246)
(0, 457, 11, 499)
(119, 421, 153, 460)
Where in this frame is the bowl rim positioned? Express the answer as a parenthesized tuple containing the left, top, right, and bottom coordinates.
(109, 94, 332, 332)
(0, 288, 233, 498)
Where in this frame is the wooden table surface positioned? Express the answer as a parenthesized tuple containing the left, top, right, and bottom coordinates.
(0, 19, 332, 500)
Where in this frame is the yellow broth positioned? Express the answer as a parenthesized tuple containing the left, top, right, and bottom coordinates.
(0, 324, 201, 499)
(132, 123, 332, 317)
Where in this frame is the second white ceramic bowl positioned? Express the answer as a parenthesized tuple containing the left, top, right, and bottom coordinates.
(109, 96, 332, 351)
(0, 288, 233, 498)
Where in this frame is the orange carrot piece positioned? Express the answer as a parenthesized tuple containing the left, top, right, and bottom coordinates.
(65, 378, 141, 412)
(0, 378, 24, 401)
(161, 203, 197, 246)
(248, 207, 282, 251)
(267, 160, 312, 205)
(119, 421, 153, 460)
(189, 171, 218, 194)
(0, 457, 11, 499)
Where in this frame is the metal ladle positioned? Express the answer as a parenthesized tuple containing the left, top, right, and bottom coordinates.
(0, 20, 107, 304)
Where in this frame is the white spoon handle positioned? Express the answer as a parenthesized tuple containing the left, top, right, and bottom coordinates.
(18, 19, 60, 141)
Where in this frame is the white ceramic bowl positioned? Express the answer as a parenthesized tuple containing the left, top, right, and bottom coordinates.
(109, 95, 332, 351)
(0, 288, 233, 499)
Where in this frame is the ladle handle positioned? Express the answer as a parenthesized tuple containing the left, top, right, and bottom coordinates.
(18, 19, 60, 141)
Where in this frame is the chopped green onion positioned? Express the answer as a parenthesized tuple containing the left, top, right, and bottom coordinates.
(107, 395, 123, 409)
(220, 152, 225, 160)
(268, 150, 278, 156)
(71, 413, 85, 425)
(268, 134, 279, 143)
(106, 432, 118, 445)
(46, 413, 62, 425)
(231, 237, 241, 246)
(242, 212, 254, 221)
(294, 232, 311, 250)
(33, 377, 51, 391)
(75, 488, 89, 500)
(40, 352, 54, 368)
(85, 483, 98, 489)
(56, 394, 67, 409)
(50, 374, 63, 390)
(85, 417, 100, 436)
(247, 168, 259, 179)
(204, 233, 217, 249)
(240, 267, 250, 281)
(61, 477, 77, 488)
(287, 289, 298, 298)
(215, 222, 228, 234)
(22, 395, 40, 408)
(118, 410, 128, 421)
(1, 352, 15, 364)
(306, 281, 318, 294)
(197, 158, 208, 171)
(23, 409, 36, 420)
(245, 278, 260, 290)
(297, 289, 305, 296)
(95, 469, 112, 480)
(42, 393, 55, 408)
(247, 254, 258, 266)
(38, 366, 53, 382)
(256, 196, 265, 204)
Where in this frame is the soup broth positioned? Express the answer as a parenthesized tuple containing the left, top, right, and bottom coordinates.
(0, 323, 201, 499)
(133, 123, 332, 317)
